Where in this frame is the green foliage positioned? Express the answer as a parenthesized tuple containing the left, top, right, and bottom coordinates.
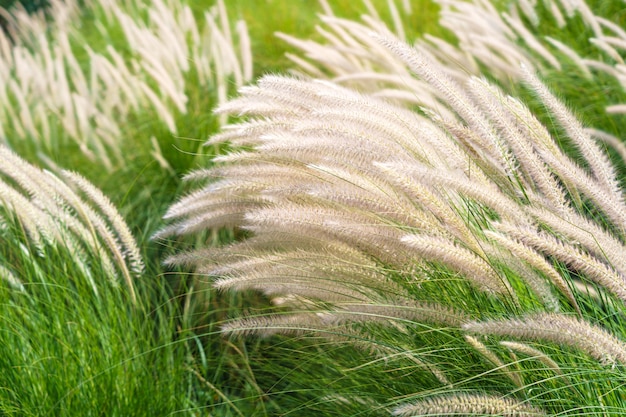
(0, 213, 184, 415)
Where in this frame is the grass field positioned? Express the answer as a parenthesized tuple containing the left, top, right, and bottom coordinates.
(1, 0, 626, 416)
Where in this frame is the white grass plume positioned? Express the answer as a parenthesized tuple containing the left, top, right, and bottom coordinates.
(163, 32, 626, 354)
(0, 0, 252, 169)
(0, 145, 141, 301)
(393, 393, 546, 416)
(160, 1, 626, 415)
(499, 341, 565, 377)
(464, 313, 626, 366)
(465, 335, 523, 388)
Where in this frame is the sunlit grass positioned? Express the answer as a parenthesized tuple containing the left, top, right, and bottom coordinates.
(3, 0, 626, 416)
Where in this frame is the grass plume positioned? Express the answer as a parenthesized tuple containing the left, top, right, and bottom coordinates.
(162, 0, 626, 414)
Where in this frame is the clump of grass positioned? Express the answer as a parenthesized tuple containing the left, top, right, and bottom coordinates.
(0, 0, 270, 415)
(0, 147, 186, 415)
(162, 0, 626, 415)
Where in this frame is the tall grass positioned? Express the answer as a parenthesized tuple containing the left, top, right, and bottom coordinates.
(3, 0, 626, 416)
(163, 0, 626, 415)
(0, 146, 184, 415)
(0, 0, 266, 414)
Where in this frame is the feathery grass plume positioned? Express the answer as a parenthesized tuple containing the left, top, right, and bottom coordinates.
(587, 127, 626, 165)
(301, 0, 626, 129)
(223, 310, 452, 385)
(287, 0, 536, 90)
(464, 335, 523, 388)
(545, 37, 593, 78)
(521, 66, 623, 201)
(499, 341, 565, 377)
(401, 234, 512, 297)
(160, 0, 626, 414)
(62, 170, 145, 294)
(484, 229, 579, 314)
(496, 221, 626, 304)
(392, 393, 545, 417)
(0, 264, 24, 292)
(374, 161, 523, 225)
(466, 77, 569, 211)
(164, 72, 518, 282)
(429, 0, 626, 150)
(221, 312, 330, 338)
(0, 145, 140, 301)
(222, 300, 460, 336)
(426, 0, 599, 81)
(274, 4, 453, 113)
(0, 0, 252, 169)
(464, 313, 626, 366)
(383, 31, 626, 303)
(524, 205, 626, 276)
(208, 246, 399, 301)
(326, 300, 469, 327)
